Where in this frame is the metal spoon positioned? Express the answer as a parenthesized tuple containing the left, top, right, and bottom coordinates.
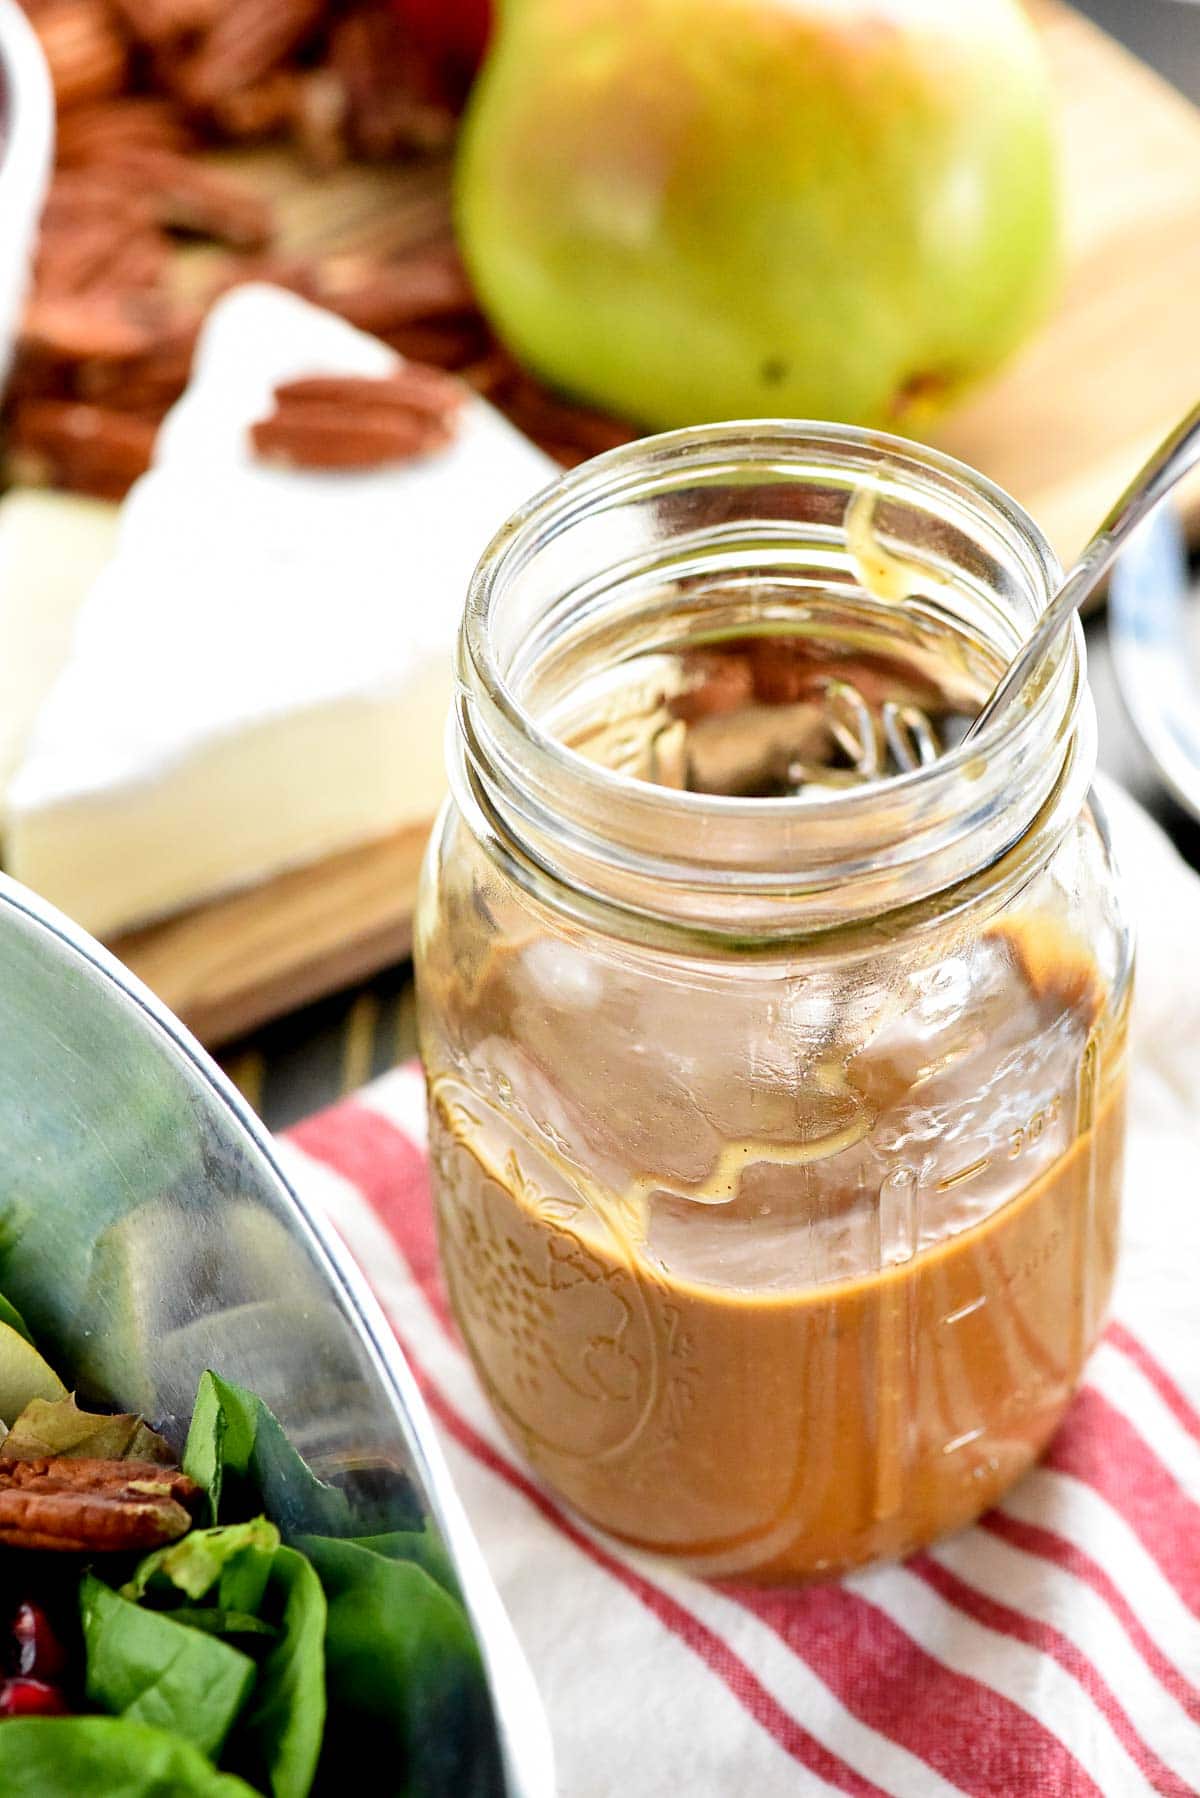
(965, 396, 1200, 744)
(680, 403, 1200, 797)
(826, 397, 1200, 780)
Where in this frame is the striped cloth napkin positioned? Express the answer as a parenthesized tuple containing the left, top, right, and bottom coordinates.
(275, 781, 1200, 1798)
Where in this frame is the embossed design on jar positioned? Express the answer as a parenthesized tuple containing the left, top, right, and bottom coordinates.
(429, 1080, 663, 1464)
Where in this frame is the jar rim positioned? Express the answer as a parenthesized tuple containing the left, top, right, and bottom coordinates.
(455, 420, 1086, 939)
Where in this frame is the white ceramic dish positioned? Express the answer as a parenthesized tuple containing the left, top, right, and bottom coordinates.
(0, 0, 52, 391)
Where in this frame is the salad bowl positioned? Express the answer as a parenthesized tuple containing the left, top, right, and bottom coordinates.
(0, 868, 554, 1795)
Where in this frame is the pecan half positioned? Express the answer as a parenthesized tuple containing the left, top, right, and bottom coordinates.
(0, 1459, 199, 1554)
(55, 97, 195, 169)
(31, 0, 130, 112)
(210, 249, 480, 350)
(107, 0, 222, 51)
(87, 231, 174, 296)
(328, 6, 456, 160)
(34, 214, 163, 301)
(100, 147, 274, 251)
(209, 69, 300, 142)
(249, 365, 467, 471)
(251, 403, 454, 470)
(22, 292, 193, 363)
(75, 337, 196, 414)
(312, 250, 478, 335)
(272, 366, 467, 426)
(39, 168, 157, 236)
(8, 401, 160, 499)
(165, 0, 324, 110)
(381, 320, 490, 372)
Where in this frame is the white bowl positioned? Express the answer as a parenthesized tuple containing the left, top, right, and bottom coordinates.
(0, 0, 52, 391)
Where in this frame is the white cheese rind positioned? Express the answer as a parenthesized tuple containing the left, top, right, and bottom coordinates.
(6, 286, 558, 937)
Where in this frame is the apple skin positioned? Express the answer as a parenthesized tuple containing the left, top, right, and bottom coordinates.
(455, 0, 1059, 431)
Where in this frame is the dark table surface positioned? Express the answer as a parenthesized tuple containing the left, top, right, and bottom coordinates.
(218, 0, 1200, 1130)
(1075, 0, 1200, 103)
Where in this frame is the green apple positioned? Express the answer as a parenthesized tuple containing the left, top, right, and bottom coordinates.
(456, 0, 1058, 430)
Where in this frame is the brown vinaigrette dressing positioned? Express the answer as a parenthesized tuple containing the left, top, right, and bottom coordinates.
(427, 618, 1126, 1577)
(427, 918, 1126, 1580)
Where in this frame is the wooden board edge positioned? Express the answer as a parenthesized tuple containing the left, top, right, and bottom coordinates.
(110, 819, 433, 1049)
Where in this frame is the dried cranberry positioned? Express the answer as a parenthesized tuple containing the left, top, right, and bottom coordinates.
(0, 1678, 68, 1717)
(11, 1602, 67, 1681)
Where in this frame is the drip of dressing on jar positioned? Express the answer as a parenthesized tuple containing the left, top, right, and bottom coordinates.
(840, 481, 974, 776)
(844, 481, 927, 605)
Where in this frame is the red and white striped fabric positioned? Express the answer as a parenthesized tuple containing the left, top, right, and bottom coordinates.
(277, 783, 1200, 1798)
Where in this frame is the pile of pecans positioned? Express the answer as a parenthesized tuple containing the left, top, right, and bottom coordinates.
(7, 0, 637, 498)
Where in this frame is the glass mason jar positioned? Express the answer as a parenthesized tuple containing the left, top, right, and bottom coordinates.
(414, 424, 1132, 1583)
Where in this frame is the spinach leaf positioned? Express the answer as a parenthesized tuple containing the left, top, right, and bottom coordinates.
(173, 1608, 279, 1642)
(345, 1527, 460, 1599)
(0, 1287, 33, 1343)
(185, 1372, 349, 1537)
(118, 1486, 326, 1796)
(0, 1717, 260, 1796)
(219, 1540, 275, 1618)
(123, 1518, 281, 1604)
(183, 1371, 254, 1521)
(230, 1545, 327, 1798)
(2, 1393, 173, 1463)
(300, 1535, 499, 1798)
(82, 1574, 256, 1761)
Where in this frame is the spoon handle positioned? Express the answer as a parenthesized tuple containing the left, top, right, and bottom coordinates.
(965, 397, 1200, 743)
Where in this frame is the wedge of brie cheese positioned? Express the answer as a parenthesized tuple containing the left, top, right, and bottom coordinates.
(5, 286, 557, 939)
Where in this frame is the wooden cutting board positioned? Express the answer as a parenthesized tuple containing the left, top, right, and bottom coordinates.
(111, 0, 1200, 1047)
(938, 1, 1200, 549)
